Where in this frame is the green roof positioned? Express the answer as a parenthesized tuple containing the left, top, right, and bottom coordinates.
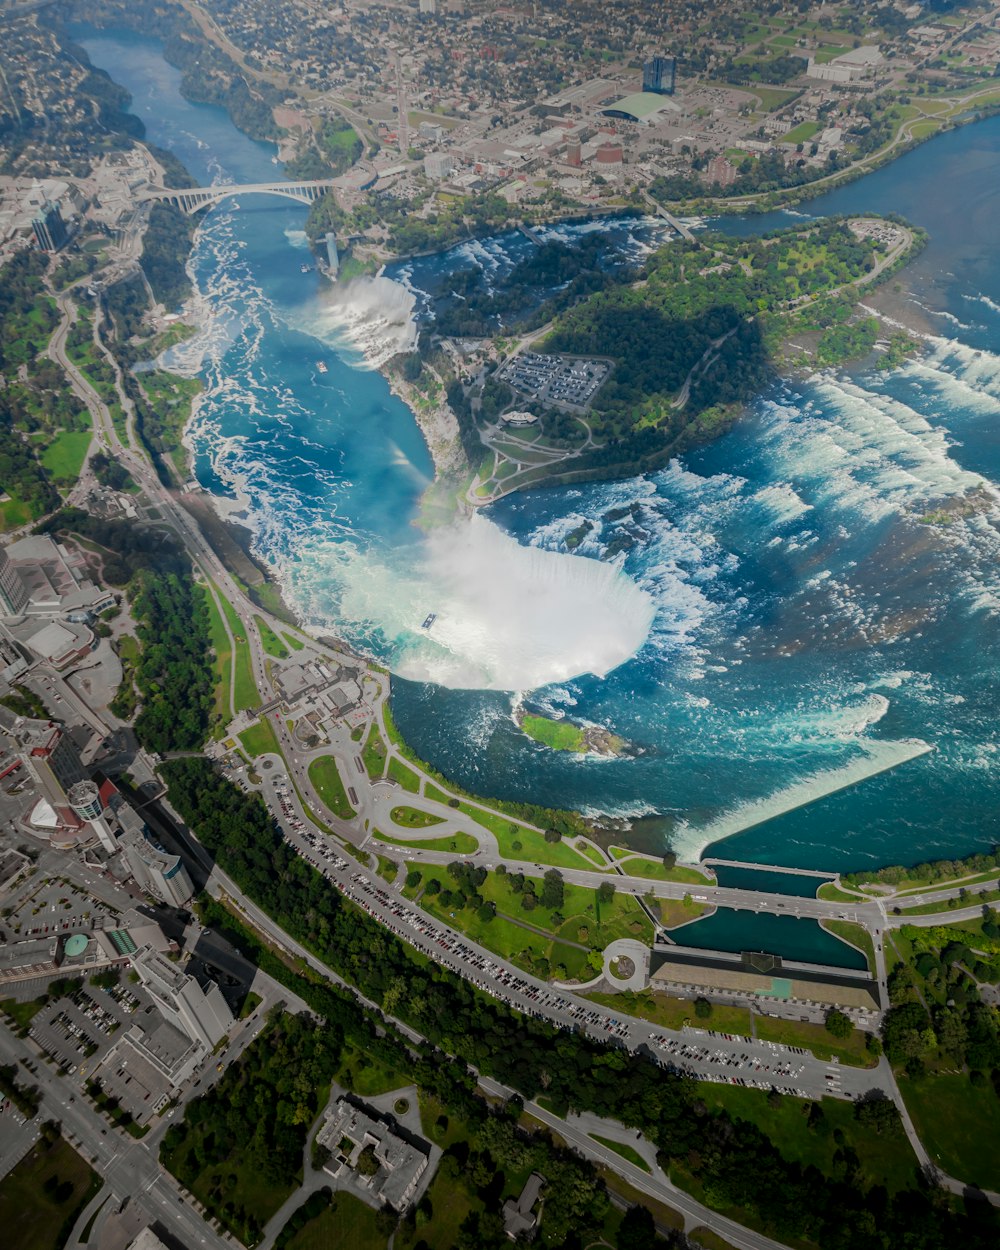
(603, 92, 676, 120)
(64, 933, 89, 958)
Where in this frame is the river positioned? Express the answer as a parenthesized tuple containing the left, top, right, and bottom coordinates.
(80, 26, 1000, 880)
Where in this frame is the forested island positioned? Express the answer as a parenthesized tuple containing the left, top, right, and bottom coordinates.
(401, 214, 923, 498)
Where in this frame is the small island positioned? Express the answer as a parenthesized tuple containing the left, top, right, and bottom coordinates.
(518, 710, 627, 757)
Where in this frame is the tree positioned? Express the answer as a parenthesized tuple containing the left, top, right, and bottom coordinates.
(597, 881, 616, 905)
(616, 1202, 657, 1250)
(544, 827, 562, 843)
(662, 852, 677, 871)
(825, 1009, 853, 1040)
(406, 870, 422, 889)
(694, 997, 713, 1019)
(540, 869, 564, 911)
(356, 1144, 380, 1177)
(853, 1096, 901, 1136)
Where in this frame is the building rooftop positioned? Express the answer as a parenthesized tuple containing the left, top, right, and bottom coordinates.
(602, 91, 680, 122)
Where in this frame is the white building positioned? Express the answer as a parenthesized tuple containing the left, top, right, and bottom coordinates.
(132, 945, 233, 1051)
(424, 152, 454, 180)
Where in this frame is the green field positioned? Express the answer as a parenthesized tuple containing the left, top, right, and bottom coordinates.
(378, 829, 479, 855)
(284, 1193, 386, 1250)
(389, 805, 445, 828)
(610, 849, 713, 886)
(900, 1073, 1000, 1191)
(820, 919, 875, 973)
(587, 988, 753, 1036)
(693, 1085, 918, 1194)
(361, 723, 387, 779)
(589, 1134, 651, 1172)
(200, 585, 233, 728)
(238, 717, 281, 760)
(215, 588, 259, 712)
(520, 712, 587, 751)
(307, 755, 355, 819)
(40, 430, 91, 482)
(254, 615, 288, 659)
(412, 867, 651, 980)
(0, 1134, 100, 1250)
(755, 1015, 877, 1067)
(283, 632, 306, 651)
(387, 756, 420, 793)
(783, 120, 820, 144)
(0, 496, 33, 531)
(459, 801, 601, 871)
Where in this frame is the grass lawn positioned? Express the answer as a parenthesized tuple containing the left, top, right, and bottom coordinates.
(0, 496, 33, 531)
(0, 996, 48, 1030)
(657, 897, 711, 928)
(520, 712, 587, 751)
(695, 1085, 918, 1194)
(610, 849, 713, 886)
(573, 840, 607, 867)
(909, 119, 942, 140)
(820, 919, 875, 973)
(394, 1169, 479, 1250)
(200, 585, 233, 728)
(333, 1043, 407, 1098)
(362, 723, 387, 779)
(285, 1193, 386, 1250)
(816, 881, 863, 903)
(390, 805, 444, 828)
(461, 802, 598, 871)
(586, 988, 753, 1035)
(377, 830, 478, 855)
(783, 120, 820, 144)
(376, 854, 398, 884)
(589, 1133, 651, 1172)
(748, 85, 797, 111)
(387, 756, 420, 793)
(238, 717, 281, 760)
(283, 632, 306, 651)
(689, 1228, 740, 1250)
(414, 869, 650, 980)
(307, 755, 355, 819)
(254, 615, 288, 659)
(216, 588, 258, 712)
(900, 1072, 1000, 1190)
(40, 430, 91, 482)
(755, 1016, 876, 1068)
(0, 1135, 101, 1250)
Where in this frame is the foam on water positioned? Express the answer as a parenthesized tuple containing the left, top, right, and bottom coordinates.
(285, 512, 655, 691)
(298, 275, 417, 368)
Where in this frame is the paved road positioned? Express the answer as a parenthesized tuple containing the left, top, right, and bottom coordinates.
(0, 1028, 230, 1249)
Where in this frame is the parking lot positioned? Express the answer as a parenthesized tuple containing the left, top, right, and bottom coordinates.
(3, 872, 119, 941)
(500, 352, 611, 411)
(29, 980, 141, 1079)
(266, 807, 871, 1104)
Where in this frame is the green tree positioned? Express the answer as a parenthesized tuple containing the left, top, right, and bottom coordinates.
(824, 1009, 853, 1040)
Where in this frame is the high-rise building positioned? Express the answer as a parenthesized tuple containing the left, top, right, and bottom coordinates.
(68, 778, 117, 854)
(132, 945, 233, 1051)
(32, 200, 69, 253)
(643, 55, 676, 96)
(0, 549, 28, 616)
(119, 821, 194, 909)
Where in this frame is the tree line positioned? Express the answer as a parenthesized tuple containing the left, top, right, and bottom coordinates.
(163, 757, 1000, 1250)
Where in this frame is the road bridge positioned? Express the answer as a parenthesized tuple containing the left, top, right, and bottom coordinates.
(138, 179, 335, 214)
(641, 190, 696, 241)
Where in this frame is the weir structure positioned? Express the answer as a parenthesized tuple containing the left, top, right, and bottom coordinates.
(138, 180, 337, 215)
